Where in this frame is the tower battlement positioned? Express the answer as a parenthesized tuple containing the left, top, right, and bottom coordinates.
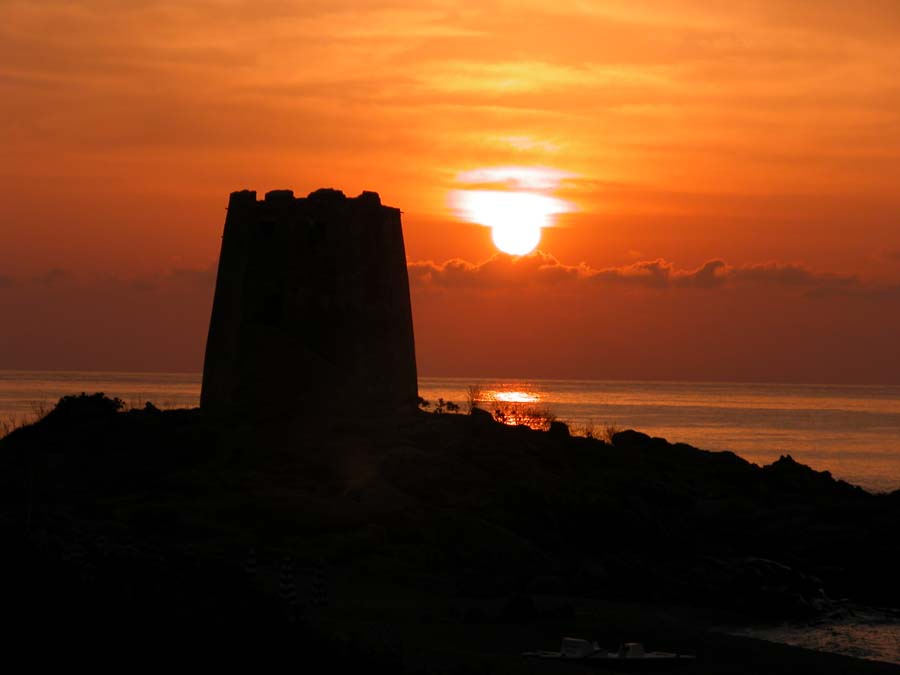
(200, 188, 418, 417)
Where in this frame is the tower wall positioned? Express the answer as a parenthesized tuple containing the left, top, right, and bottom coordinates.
(200, 188, 418, 417)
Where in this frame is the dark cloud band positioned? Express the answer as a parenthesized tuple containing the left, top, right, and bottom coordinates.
(407, 252, 873, 296)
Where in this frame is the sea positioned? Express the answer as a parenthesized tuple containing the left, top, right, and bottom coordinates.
(1, 369, 899, 664)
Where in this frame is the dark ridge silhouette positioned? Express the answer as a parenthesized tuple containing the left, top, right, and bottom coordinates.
(201, 188, 418, 418)
(1, 398, 899, 671)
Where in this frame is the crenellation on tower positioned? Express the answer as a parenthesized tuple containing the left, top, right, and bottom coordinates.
(227, 189, 258, 210)
(264, 189, 294, 202)
(201, 188, 418, 418)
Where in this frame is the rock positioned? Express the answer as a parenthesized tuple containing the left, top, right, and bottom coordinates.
(610, 429, 652, 447)
(500, 594, 537, 623)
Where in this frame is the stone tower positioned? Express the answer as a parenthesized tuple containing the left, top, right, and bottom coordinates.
(200, 188, 418, 417)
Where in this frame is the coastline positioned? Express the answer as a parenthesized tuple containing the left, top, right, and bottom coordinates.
(3, 370, 900, 492)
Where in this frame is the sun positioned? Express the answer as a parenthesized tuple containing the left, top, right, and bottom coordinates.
(491, 223, 542, 255)
(451, 187, 569, 256)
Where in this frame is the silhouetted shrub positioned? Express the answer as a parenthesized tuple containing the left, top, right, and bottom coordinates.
(0, 400, 51, 438)
(42, 392, 125, 425)
(602, 423, 621, 444)
(492, 403, 556, 430)
(434, 398, 461, 414)
(465, 385, 483, 414)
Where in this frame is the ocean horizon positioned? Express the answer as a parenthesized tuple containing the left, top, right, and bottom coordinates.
(2, 369, 899, 493)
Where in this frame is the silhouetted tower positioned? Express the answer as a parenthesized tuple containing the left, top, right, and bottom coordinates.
(201, 188, 418, 417)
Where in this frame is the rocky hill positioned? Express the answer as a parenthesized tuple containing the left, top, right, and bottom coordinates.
(2, 394, 897, 632)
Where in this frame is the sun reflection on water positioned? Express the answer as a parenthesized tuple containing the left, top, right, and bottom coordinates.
(472, 386, 553, 429)
(490, 390, 540, 404)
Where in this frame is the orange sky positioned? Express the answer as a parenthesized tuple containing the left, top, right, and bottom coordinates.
(2, 1, 900, 382)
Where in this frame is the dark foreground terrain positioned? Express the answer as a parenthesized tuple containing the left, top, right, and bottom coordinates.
(1, 394, 898, 672)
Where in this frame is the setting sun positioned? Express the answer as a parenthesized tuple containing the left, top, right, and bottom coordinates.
(450, 169, 572, 255)
(491, 223, 541, 256)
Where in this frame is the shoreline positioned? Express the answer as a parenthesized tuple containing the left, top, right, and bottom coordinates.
(3, 371, 900, 492)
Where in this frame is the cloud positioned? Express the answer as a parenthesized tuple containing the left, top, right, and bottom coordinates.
(0, 263, 218, 372)
(128, 267, 215, 292)
(728, 262, 859, 290)
(0, 266, 216, 293)
(4, 258, 886, 302)
(408, 252, 721, 290)
(409, 251, 584, 289)
(587, 258, 728, 289)
(32, 268, 72, 287)
(408, 252, 875, 296)
(164, 266, 217, 288)
(3, 256, 898, 380)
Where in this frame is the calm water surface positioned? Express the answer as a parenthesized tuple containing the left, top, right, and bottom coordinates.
(2, 370, 899, 492)
(728, 608, 900, 666)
